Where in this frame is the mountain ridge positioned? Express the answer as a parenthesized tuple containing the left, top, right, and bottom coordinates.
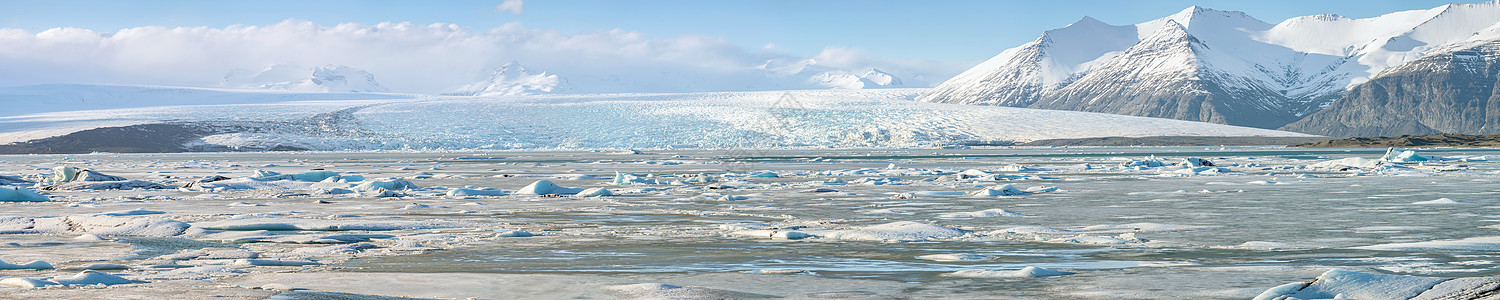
(919, 2, 1500, 135)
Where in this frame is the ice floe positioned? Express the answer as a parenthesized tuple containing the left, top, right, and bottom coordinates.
(819, 221, 966, 242)
(192, 215, 457, 231)
(0, 216, 189, 236)
(0, 270, 138, 288)
(43, 180, 170, 191)
(49, 166, 127, 183)
(936, 208, 1034, 218)
(0, 259, 53, 270)
(0, 185, 48, 202)
(515, 180, 583, 195)
(445, 188, 509, 197)
(1254, 269, 1447, 300)
(944, 266, 1076, 278)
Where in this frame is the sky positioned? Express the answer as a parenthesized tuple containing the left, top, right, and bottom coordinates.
(0, 0, 1476, 93)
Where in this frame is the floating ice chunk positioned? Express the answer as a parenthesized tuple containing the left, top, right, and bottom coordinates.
(917, 253, 993, 261)
(1170, 166, 1234, 176)
(44, 180, 169, 191)
(1310, 157, 1406, 171)
(193, 216, 455, 231)
(66, 263, 129, 270)
(1229, 241, 1315, 251)
(750, 172, 779, 178)
(914, 191, 967, 196)
(613, 172, 666, 185)
(1, 270, 139, 288)
(937, 208, 1034, 218)
(945, 266, 1075, 278)
(10, 216, 193, 236)
(494, 229, 534, 237)
(1178, 157, 1215, 167)
(1121, 156, 1166, 168)
(971, 185, 1025, 196)
(0, 259, 53, 270)
(73, 234, 107, 241)
(1253, 269, 1445, 300)
(353, 179, 418, 192)
(446, 188, 509, 197)
(1025, 186, 1059, 193)
(515, 180, 583, 195)
(250, 170, 345, 182)
(0, 186, 48, 202)
(399, 203, 444, 210)
(820, 221, 966, 242)
(576, 187, 613, 197)
(730, 230, 814, 240)
(1380, 148, 1441, 163)
(51, 166, 126, 183)
(991, 226, 1077, 234)
(234, 259, 321, 266)
(370, 188, 402, 198)
(0, 277, 57, 288)
(1412, 198, 1461, 205)
(1079, 223, 1215, 233)
(96, 208, 165, 216)
(48, 270, 138, 286)
(1354, 236, 1500, 251)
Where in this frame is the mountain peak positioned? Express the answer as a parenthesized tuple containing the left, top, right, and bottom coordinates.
(1073, 16, 1107, 27)
(222, 64, 389, 93)
(444, 62, 563, 96)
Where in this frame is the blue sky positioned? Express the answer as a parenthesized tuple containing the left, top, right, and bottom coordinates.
(0, 0, 1467, 63)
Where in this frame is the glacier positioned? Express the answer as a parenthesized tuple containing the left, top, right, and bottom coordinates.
(0, 86, 1312, 152)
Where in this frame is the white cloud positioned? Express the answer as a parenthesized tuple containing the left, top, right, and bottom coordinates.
(0, 20, 965, 93)
(496, 0, 524, 15)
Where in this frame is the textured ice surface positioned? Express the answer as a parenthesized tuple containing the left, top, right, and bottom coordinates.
(0, 147, 1498, 298)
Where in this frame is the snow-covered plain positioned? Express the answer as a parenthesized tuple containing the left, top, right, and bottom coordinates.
(2, 147, 1500, 298)
(0, 86, 1311, 149)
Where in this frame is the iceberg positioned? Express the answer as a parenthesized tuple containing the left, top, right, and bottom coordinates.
(1254, 269, 1447, 300)
(515, 180, 583, 195)
(42, 180, 170, 191)
(971, 184, 1026, 196)
(0, 259, 53, 270)
(446, 188, 509, 197)
(353, 179, 419, 192)
(0, 186, 48, 202)
(1178, 157, 1214, 167)
(251, 170, 352, 182)
(0, 270, 138, 288)
(50, 166, 126, 182)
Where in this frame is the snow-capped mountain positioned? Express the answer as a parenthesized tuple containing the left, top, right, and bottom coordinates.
(1282, 25, 1500, 136)
(222, 65, 390, 93)
(920, 2, 1500, 132)
(444, 62, 566, 96)
(807, 68, 904, 89)
(760, 58, 905, 89)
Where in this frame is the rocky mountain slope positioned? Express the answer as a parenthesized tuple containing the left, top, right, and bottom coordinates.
(1281, 32, 1500, 136)
(920, 2, 1500, 135)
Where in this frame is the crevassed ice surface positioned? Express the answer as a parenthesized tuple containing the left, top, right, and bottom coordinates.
(1, 147, 1497, 299)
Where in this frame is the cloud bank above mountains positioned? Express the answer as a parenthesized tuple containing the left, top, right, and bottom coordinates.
(0, 20, 964, 93)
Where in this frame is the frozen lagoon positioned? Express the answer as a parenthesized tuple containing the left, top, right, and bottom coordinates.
(1, 147, 1499, 299)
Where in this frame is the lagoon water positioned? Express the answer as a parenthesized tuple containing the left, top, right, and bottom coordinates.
(3, 147, 1499, 298)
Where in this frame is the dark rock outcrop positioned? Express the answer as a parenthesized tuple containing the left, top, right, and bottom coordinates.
(1281, 42, 1500, 137)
